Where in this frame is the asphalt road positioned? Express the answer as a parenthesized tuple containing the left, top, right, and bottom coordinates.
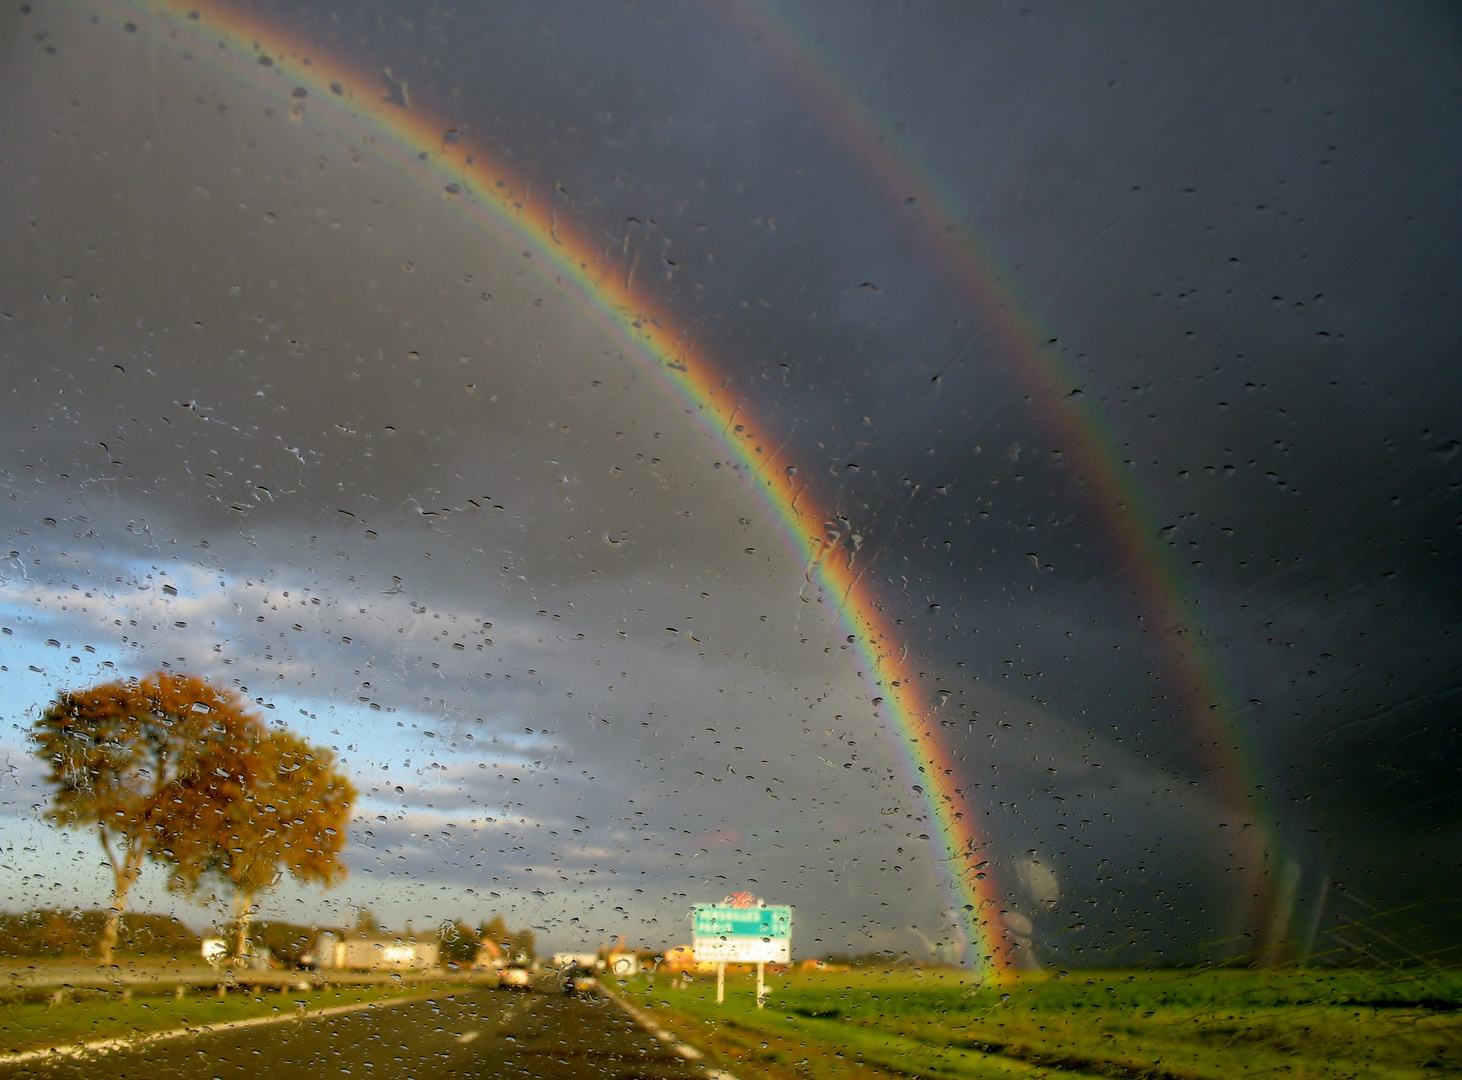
(0, 987, 719, 1080)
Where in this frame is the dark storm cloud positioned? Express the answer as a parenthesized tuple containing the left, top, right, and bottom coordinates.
(0, 3, 971, 957)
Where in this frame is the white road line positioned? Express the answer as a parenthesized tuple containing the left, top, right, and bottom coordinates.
(596, 983, 716, 1071)
(0, 989, 450, 1064)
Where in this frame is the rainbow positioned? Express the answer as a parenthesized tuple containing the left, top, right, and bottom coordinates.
(68, 0, 1279, 971)
(72, 0, 1017, 972)
(722, 1, 1284, 948)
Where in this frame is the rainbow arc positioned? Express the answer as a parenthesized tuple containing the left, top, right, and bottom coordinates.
(75, 0, 1290, 972)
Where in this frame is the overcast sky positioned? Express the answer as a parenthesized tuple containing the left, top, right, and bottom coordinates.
(0, 0, 1458, 966)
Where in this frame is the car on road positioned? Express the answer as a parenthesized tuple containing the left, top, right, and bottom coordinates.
(561, 964, 597, 995)
(498, 964, 533, 990)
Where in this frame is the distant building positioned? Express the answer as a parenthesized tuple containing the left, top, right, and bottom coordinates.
(606, 951, 640, 976)
(201, 938, 270, 970)
(551, 952, 599, 970)
(315, 932, 439, 970)
(474, 936, 506, 970)
(662, 945, 695, 971)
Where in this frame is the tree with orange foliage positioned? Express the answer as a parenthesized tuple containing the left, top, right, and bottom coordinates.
(32, 672, 355, 963)
(31, 672, 256, 963)
(164, 725, 355, 957)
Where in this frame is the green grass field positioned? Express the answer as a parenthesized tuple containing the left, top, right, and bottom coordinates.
(0, 980, 466, 1055)
(628, 966, 1462, 1080)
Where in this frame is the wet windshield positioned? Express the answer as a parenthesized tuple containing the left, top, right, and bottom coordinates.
(1, 2, 1458, 1076)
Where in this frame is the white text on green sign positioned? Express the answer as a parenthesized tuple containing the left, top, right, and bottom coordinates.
(692, 904, 792, 939)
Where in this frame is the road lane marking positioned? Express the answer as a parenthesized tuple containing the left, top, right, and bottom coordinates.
(0, 989, 456, 1064)
(454, 1030, 480, 1044)
(597, 982, 718, 1072)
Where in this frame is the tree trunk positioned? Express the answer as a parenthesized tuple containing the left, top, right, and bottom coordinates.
(96, 903, 122, 966)
(231, 891, 256, 962)
(96, 831, 141, 966)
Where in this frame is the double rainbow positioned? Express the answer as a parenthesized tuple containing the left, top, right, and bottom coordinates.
(75, 0, 1282, 972)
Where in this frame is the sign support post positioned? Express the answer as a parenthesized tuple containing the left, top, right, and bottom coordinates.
(756, 961, 765, 1008)
(716, 962, 725, 1004)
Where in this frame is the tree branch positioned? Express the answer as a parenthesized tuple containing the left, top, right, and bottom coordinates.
(98, 826, 120, 881)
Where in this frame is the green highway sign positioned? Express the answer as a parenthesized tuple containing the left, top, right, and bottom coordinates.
(693, 904, 792, 939)
(692, 902, 792, 963)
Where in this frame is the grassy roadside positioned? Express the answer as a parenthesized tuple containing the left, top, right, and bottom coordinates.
(0, 980, 470, 1055)
(621, 967, 1462, 1080)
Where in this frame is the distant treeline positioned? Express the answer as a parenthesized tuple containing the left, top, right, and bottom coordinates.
(0, 910, 537, 965)
(250, 920, 323, 965)
(818, 951, 954, 969)
(253, 916, 534, 966)
(0, 910, 200, 958)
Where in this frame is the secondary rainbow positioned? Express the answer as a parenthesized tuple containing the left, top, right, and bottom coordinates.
(83, 0, 1019, 971)
(724, 1, 1285, 947)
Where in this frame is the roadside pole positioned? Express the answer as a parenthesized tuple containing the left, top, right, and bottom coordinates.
(755, 961, 764, 1008)
(716, 962, 725, 1004)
